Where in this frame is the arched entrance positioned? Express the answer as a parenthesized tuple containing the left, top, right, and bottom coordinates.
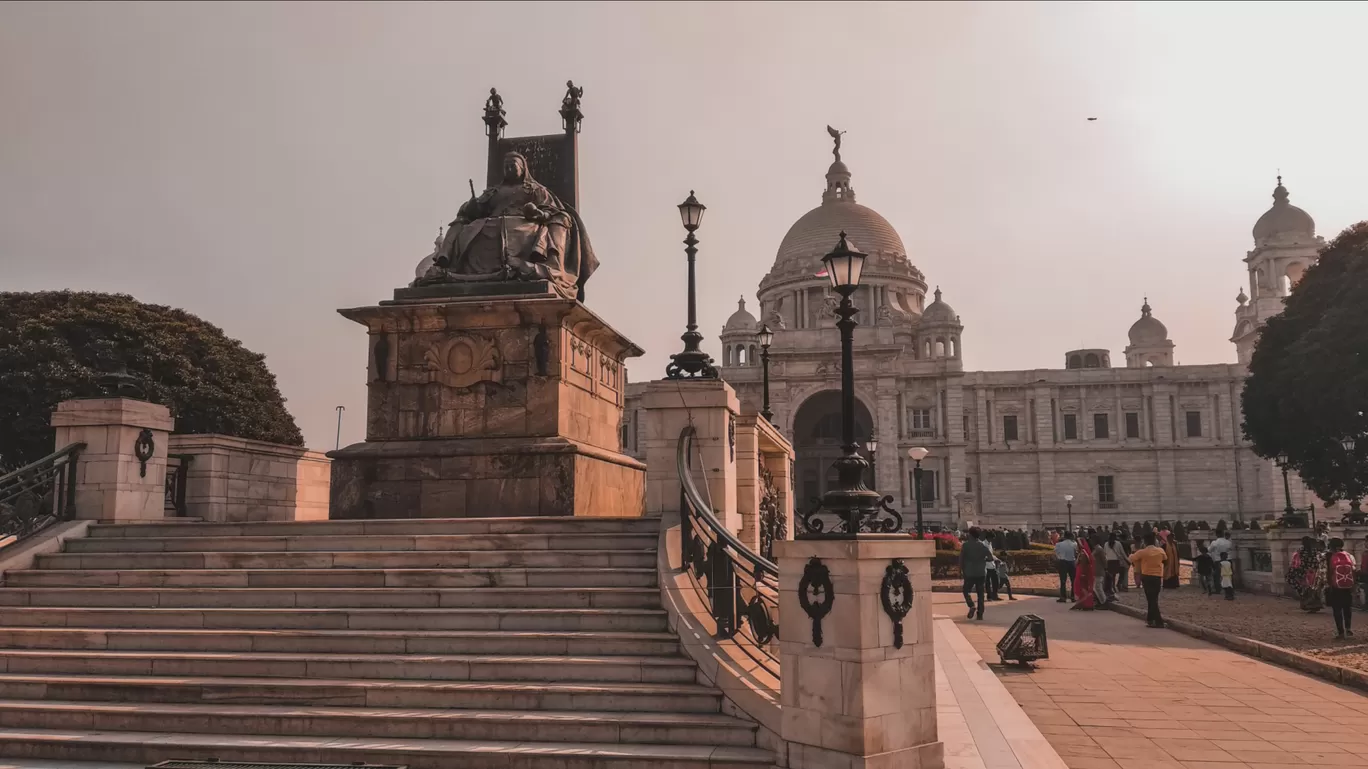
(792, 390, 874, 510)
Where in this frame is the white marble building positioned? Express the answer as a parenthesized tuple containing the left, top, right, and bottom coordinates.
(625, 149, 1335, 529)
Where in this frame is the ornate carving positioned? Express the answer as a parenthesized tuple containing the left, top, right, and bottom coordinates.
(766, 310, 786, 331)
(880, 559, 914, 649)
(133, 428, 155, 478)
(758, 463, 785, 561)
(728, 415, 736, 462)
(424, 336, 502, 389)
(798, 556, 834, 647)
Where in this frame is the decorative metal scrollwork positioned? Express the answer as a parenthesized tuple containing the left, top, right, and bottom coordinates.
(742, 593, 777, 645)
(133, 429, 155, 478)
(800, 494, 904, 538)
(728, 415, 736, 461)
(758, 463, 784, 562)
(798, 556, 834, 647)
(880, 558, 914, 649)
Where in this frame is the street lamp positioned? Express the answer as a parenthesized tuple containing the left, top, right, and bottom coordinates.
(1064, 494, 1073, 533)
(797, 232, 888, 538)
(909, 446, 929, 539)
(665, 191, 718, 380)
(1341, 437, 1362, 520)
(757, 324, 774, 421)
(1276, 452, 1295, 519)
(864, 437, 879, 489)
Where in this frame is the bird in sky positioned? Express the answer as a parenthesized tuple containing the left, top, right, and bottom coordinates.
(1087, 117, 1098, 121)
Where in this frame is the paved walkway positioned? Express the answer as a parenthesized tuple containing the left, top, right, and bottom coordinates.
(935, 593, 1368, 769)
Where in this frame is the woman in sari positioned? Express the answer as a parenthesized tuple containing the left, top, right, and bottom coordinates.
(1072, 536, 1097, 610)
(1287, 536, 1325, 612)
(1162, 532, 1181, 589)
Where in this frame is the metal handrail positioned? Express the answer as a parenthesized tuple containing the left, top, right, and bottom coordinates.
(676, 425, 779, 678)
(0, 442, 86, 543)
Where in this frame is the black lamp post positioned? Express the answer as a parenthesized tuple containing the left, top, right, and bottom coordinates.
(909, 446, 928, 539)
(865, 437, 879, 490)
(665, 191, 718, 380)
(1341, 437, 1362, 521)
(797, 232, 897, 538)
(758, 324, 774, 421)
(1064, 494, 1073, 533)
(1277, 453, 1295, 519)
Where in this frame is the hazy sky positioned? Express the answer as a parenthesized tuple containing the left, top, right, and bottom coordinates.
(4, 2, 1365, 450)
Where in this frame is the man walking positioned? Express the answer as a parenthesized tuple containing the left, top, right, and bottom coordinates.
(960, 527, 991, 621)
(1327, 537, 1357, 639)
(1129, 531, 1168, 628)
(1054, 532, 1077, 603)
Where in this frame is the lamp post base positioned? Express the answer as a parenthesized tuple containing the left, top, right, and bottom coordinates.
(799, 455, 903, 538)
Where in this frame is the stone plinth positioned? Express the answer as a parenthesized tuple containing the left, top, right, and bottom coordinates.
(1231, 528, 1315, 595)
(51, 397, 173, 521)
(168, 434, 331, 522)
(329, 291, 645, 519)
(638, 379, 739, 528)
(774, 536, 943, 769)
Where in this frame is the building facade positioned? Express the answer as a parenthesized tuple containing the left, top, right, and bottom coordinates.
(625, 144, 1336, 529)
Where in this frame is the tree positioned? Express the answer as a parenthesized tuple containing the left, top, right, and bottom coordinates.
(0, 291, 303, 469)
(1243, 222, 1368, 505)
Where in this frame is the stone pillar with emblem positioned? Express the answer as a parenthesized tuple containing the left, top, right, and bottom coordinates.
(50, 397, 173, 521)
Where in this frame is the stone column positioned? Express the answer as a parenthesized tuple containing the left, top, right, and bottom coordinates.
(51, 397, 173, 521)
(775, 536, 943, 769)
(639, 379, 739, 528)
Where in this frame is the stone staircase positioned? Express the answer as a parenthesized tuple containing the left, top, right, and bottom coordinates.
(0, 517, 774, 768)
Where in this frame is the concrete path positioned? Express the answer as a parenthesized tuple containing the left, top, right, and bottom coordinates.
(934, 593, 1368, 769)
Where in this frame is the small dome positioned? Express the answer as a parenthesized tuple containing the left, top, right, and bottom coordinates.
(1236, 287, 1248, 306)
(1128, 298, 1169, 345)
(1252, 177, 1315, 244)
(414, 226, 444, 280)
(920, 287, 957, 325)
(723, 296, 758, 332)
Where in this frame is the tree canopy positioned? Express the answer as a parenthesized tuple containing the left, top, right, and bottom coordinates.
(0, 291, 302, 469)
(1243, 222, 1368, 504)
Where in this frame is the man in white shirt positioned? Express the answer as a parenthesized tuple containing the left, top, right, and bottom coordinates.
(1208, 532, 1234, 564)
(1054, 533, 1078, 603)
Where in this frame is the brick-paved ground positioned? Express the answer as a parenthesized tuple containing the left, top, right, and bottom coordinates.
(937, 592, 1368, 769)
(1114, 584, 1368, 673)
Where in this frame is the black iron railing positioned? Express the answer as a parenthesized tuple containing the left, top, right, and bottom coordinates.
(165, 454, 193, 517)
(677, 425, 779, 678)
(0, 443, 84, 543)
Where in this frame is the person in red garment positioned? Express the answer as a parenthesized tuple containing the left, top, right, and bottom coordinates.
(1072, 536, 1097, 610)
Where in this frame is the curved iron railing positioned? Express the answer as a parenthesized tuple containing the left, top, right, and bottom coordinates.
(0, 443, 85, 543)
(677, 425, 779, 678)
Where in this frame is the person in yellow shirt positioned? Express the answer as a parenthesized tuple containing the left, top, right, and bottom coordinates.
(1129, 531, 1168, 628)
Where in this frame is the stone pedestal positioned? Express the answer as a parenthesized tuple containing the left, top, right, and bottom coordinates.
(775, 536, 943, 769)
(329, 285, 646, 519)
(50, 397, 173, 521)
(638, 379, 739, 528)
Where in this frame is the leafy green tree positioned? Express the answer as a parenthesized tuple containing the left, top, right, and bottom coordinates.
(0, 291, 302, 469)
(1243, 222, 1368, 505)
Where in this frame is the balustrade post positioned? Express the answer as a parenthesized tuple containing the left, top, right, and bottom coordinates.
(50, 397, 173, 521)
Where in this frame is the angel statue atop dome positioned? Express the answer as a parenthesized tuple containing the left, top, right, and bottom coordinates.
(826, 125, 846, 162)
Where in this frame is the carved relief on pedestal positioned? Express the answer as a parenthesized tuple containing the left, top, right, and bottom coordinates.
(423, 335, 503, 388)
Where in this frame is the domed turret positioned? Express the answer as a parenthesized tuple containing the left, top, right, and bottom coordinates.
(1124, 298, 1174, 367)
(915, 288, 963, 361)
(723, 296, 758, 332)
(1252, 177, 1316, 245)
(920, 287, 958, 325)
(719, 297, 760, 368)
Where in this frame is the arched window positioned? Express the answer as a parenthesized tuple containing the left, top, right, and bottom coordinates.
(749, 345, 758, 366)
(1068, 355, 1082, 369)
(1084, 353, 1100, 368)
(1286, 262, 1306, 289)
(723, 346, 732, 366)
(934, 340, 946, 358)
(950, 336, 959, 358)
(923, 340, 932, 359)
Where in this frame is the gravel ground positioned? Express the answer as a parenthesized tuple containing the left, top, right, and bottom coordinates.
(932, 563, 1193, 593)
(1114, 583, 1368, 672)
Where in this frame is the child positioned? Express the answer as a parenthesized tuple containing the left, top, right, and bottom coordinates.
(993, 553, 1016, 601)
(1195, 543, 1214, 596)
(1219, 552, 1235, 600)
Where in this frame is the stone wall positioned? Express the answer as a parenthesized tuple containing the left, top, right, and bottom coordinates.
(168, 434, 330, 523)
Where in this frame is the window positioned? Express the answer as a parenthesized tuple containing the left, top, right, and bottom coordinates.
(1063, 413, 1078, 440)
(1125, 412, 1140, 439)
(908, 408, 933, 433)
(1097, 475, 1115, 506)
(1186, 411, 1202, 438)
(963, 415, 969, 438)
(1093, 413, 1109, 440)
(965, 477, 974, 493)
(1002, 415, 1019, 442)
(910, 469, 939, 503)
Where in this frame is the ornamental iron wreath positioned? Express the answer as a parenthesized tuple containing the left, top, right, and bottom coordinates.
(880, 558, 914, 649)
(133, 429, 155, 478)
(798, 556, 834, 647)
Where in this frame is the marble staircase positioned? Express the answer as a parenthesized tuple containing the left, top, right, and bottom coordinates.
(0, 517, 774, 768)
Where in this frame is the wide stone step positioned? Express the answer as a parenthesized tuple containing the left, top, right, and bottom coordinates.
(0, 700, 758, 746)
(6, 566, 658, 588)
(0, 606, 668, 632)
(64, 533, 659, 553)
(0, 586, 661, 609)
(0, 649, 697, 683)
(0, 672, 724, 711)
(0, 727, 774, 768)
(0, 627, 681, 656)
(86, 516, 660, 539)
(36, 549, 657, 570)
